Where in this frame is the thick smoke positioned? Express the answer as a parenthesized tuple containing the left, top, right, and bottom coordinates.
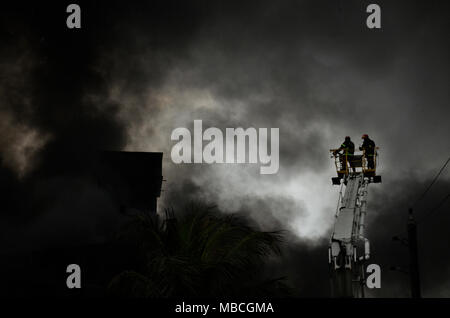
(0, 2, 127, 251)
(1, 0, 449, 296)
(98, 0, 450, 296)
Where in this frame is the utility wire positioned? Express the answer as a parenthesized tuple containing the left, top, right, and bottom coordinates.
(418, 192, 450, 225)
(413, 155, 450, 208)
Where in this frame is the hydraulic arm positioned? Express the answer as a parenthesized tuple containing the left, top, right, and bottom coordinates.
(328, 148, 381, 297)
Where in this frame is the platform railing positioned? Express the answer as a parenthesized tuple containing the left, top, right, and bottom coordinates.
(330, 147, 379, 178)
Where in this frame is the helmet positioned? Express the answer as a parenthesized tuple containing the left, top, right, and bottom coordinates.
(345, 136, 351, 141)
(362, 134, 368, 139)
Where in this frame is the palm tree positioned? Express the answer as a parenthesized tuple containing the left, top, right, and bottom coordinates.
(108, 203, 292, 297)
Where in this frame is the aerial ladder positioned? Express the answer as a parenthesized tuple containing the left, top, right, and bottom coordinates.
(328, 146, 381, 297)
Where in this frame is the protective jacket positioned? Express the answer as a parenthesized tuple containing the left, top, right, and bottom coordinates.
(339, 140, 355, 156)
(360, 138, 375, 155)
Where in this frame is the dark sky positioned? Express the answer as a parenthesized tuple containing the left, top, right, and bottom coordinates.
(0, 0, 449, 297)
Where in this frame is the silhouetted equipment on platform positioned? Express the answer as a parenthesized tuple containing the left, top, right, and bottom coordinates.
(96, 151, 163, 214)
(328, 146, 381, 297)
(330, 147, 381, 185)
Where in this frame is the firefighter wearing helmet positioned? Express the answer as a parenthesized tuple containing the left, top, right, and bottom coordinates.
(360, 134, 376, 169)
(334, 136, 356, 173)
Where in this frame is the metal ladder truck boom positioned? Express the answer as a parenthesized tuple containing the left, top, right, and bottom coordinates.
(328, 147, 381, 298)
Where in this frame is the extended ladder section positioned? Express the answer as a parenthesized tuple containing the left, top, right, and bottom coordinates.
(328, 147, 381, 297)
(328, 173, 372, 298)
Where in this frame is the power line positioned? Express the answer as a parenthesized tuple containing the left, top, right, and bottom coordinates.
(418, 192, 450, 225)
(413, 155, 450, 208)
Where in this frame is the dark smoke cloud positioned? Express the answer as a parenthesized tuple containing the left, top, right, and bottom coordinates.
(0, 2, 128, 248)
(1, 0, 449, 297)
